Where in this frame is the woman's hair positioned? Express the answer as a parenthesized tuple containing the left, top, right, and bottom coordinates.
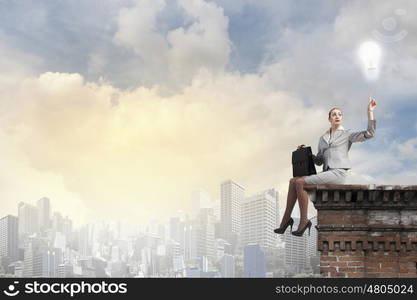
(328, 107, 342, 118)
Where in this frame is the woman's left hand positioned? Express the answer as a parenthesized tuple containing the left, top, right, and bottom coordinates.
(368, 97, 377, 111)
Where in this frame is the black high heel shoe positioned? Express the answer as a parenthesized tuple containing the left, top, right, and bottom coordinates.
(274, 217, 294, 234)
(291, 220, 312, 237)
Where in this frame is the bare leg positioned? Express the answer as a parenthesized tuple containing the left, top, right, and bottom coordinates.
(295, 177, 309, 230)
(279, 177, 298, 227)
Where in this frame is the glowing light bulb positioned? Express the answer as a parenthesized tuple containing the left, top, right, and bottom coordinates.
(358, 41, 382, 80)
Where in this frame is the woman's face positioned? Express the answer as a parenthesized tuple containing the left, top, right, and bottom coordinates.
(328, 109, 343, 127)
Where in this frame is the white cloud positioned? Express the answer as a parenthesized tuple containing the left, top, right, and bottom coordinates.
(166, 0, 231, 81)
(113, 0, 169, 65)
(0, 71, 329, 224)
(341, 138, 417, 185)
(113, 0, 231, 89)
(373, 170, 417, 185)
(397, 137, 417, 160)
(0, 33, 42, 92)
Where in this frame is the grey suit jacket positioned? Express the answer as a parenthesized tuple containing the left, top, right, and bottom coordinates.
(312, 119, 376, 171)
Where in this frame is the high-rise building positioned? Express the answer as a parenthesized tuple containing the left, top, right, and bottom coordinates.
(43, 248, 63, 277)
(215, 238, 232, 262)
(282, 216, 318, 275)
(37, 197, 51, 233)
(241, 189, 279, 249)
(283, 217, 307, 274)
(306, 216, 319, 273)
(18, 202, 38, 239)
(78, 225, 92, 258)
(0, 215, 19, 263)
(53, 232, 66, 251)
(167, 240, 182, 259)
(183, 221, 197, 262)
(214, 221, 221, 240)
(157, 224, 166, 240)
(220, 254, 235, 278)
(62, 216, 73, 239)
(243, 243, 266, 278)
(220, 180, 244, 250)
(23, 248, 43, 277)
(23, 237, 60, 277)
(195, 208, 216, 262)
(211, 199, 221, 222)
(264, 243, 286, 277)
(198, 256, 209, 272)
(173, 255, 185, 275)
(52, 212, 64, 233)
(169, 217, 181, 243)
(185, 267, 201, 278)
(57, 264, 74, 278)
(8, 261, 23, 277)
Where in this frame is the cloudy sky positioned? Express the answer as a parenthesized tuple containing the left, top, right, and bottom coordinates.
(0, 0, 416, 225)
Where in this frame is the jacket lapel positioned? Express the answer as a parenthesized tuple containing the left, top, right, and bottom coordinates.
(323, 130, 331, 145)
(323, 125, 345, 145)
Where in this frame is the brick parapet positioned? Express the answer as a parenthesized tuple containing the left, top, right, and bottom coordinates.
(305, 184, 417, 278)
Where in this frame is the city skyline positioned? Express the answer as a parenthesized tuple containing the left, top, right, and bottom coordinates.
(2, 179, 289, 229)
(0, 179, 319, 278)
(3, 178, 285, 236)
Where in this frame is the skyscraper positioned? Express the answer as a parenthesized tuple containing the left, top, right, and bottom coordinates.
(37, 197, 51, 233)
(283, 217, 307, 274)
(243, 243, 266, 278)
(220, 180, 244, 250)
(306, 216, 319, 273)
(62, 216, 73, 239)
(52, 212, 64, 233)
(241, 188, 279, 249)
(195, 208, 216, 262)
(169, 217, 181, 243)
(215, 238, 232, 262)
(23, 237, 48, 277)
(183, 221, 197, 262)
(22, 238, 62, 278)
(57, 264, 74, 278)
(0, 215, 19, 263)
(211, 199, 221, 222)
(78, 225, 92, 258)
(220, 254, 235, 278)
(18, 202, 39, 239)
(23, 247, 43, 277)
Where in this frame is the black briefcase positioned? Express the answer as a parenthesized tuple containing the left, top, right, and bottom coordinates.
(292, 146, 317, 177)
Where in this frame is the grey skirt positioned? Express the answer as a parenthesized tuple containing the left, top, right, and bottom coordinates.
(303, 168, 349, 185)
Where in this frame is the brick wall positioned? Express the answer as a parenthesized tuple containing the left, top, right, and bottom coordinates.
(304, 184, 417, 278)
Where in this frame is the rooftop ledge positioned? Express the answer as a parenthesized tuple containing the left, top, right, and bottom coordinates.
(304, 184, 417, 277)
(304, 184, 417, 210)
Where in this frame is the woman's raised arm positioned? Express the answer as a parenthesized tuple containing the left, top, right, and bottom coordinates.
(349, 98, 377, 143)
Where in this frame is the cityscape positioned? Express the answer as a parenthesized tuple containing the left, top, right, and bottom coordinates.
(0, 0, 416, 286)
(0, 180, 319, 278)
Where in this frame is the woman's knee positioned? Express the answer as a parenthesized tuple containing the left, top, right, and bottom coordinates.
(295, 177, 305, 188)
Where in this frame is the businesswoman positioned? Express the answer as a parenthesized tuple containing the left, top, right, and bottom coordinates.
(274, 97, 377, 237)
